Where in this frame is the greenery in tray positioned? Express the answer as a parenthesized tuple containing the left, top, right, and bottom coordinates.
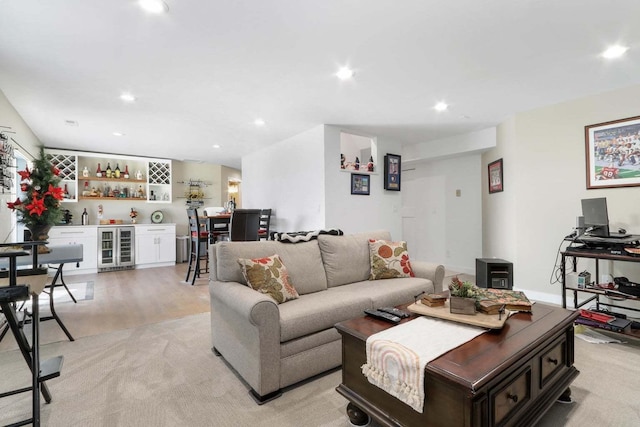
(448, 276, 480, 299)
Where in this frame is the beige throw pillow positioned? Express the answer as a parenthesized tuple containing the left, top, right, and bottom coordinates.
(237, 254, 299, 303)
(369, 239, 415, 280)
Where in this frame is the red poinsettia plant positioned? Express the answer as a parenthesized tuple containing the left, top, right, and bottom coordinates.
(6, 147, 64, 228)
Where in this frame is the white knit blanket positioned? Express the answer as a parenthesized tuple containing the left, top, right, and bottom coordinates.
(361, 316, 486, 413)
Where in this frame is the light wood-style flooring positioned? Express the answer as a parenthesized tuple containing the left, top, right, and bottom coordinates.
(0, 263, 210, 352)
(1, 263, 468, 352)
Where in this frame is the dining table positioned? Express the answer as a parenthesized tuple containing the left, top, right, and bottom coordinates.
(205, 213, 232, 243)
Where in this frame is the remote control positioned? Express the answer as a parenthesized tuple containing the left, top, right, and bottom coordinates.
(364, 309, 401, 324)
(378, 307, 410, 318)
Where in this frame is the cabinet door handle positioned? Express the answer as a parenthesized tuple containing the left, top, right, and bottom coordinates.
(59, 231, 85, 235)
(547, 357, 559, 365)
(507, 393, 518, 403)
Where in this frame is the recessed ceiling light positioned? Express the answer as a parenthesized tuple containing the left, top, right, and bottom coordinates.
(434, 102, 448, 112)
(139, 0, 169, 14)
(602, 45, 629, 59)
(113, 132, 125, 137)
(212, 144, 221, 149)
(120, 92, 136, 102)
(254, 118, 266, 126)
(336, 67, 355, 80)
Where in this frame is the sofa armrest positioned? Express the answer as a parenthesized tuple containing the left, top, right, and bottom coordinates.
(210, 280, 276, 325)
(209, 280, 282, 397)
(412, 261, 445, 293)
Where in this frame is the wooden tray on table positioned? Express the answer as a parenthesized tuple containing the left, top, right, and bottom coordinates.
(407, 300, 511, 329)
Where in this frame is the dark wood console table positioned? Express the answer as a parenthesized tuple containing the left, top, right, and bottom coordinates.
(335, 303, 579, 427)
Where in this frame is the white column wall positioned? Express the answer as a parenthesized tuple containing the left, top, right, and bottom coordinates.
(324, 125, 402, 239)
(242, 125, 326, 234)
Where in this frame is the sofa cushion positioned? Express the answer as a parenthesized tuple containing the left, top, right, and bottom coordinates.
(369, 239, 415, 280)
(328, 277, 434, 308)
(278, 290, 372, 342)
(318, 230, 391, 288)
(238, 255, 299, 304)
(215, 240, 328, 295)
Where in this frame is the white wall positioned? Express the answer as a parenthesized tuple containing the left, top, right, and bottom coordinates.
(402, 153, 483, 273)
(242, 125, 326, 233)
(482, 118, 518, 262)
(483, 83, 640, 305)
(324, 126, 403, 238)
(403, 127, 497, 162)
(241, 125, 404, 238)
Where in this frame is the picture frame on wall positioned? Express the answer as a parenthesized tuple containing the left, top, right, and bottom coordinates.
(351, 173, 370, 195)
(585, 115, 640, 189)
(488, 158, 503, 193)
(383, 153, 401, 191)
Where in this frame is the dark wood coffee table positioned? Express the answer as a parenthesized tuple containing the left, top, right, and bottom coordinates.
(335, 303, 579, 427)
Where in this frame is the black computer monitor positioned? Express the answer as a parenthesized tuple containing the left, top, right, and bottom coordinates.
(581, 197, 610, 237)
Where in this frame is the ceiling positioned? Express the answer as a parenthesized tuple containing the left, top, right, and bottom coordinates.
(1, 1, 640, 170)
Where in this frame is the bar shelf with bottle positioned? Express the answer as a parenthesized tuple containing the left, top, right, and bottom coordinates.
(78, 177, 147, 201)
(45, 149, 172, 203)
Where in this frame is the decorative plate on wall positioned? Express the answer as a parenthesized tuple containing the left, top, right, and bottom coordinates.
(151, 210, 164, 224)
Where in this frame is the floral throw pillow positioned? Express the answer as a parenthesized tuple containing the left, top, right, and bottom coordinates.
(368, 239, 415, 280)
(237, 254, 299, 304)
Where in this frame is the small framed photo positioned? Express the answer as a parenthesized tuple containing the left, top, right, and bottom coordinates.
(488, 158, 503, 193)
(351, 173, 370, 195)
(384, 153, 401, 191)
(585, 115, 640, 189)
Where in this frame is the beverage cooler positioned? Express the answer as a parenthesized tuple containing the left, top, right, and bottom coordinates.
(98, 227, 135, 272)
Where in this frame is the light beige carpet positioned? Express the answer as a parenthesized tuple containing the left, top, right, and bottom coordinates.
(1, 313, 639, 426)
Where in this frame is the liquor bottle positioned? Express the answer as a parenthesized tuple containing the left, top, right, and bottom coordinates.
(81, 208, 89, 225)
(83, 180, 89, 196)
(82, 166, 89, 177)
(105, 163, 112, 178)
(355, 157, 360, 170)
(368, 156, 374, 172)
(96, 163, 102, 178)
(114, 164, 121, 179)
(63, 183, 70, 199)
(123, 165, 130, 179)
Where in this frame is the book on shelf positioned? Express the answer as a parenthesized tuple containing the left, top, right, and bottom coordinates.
(575, 316, 631, 333)
(475, 288, 533, 314)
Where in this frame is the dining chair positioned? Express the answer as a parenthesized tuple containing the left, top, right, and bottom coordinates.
(258, 209, 272, 240)
(185, 208, 209, 285)
(229, 209, 262, 241)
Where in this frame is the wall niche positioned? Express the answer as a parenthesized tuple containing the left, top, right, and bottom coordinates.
(340, 131, 377, 173)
